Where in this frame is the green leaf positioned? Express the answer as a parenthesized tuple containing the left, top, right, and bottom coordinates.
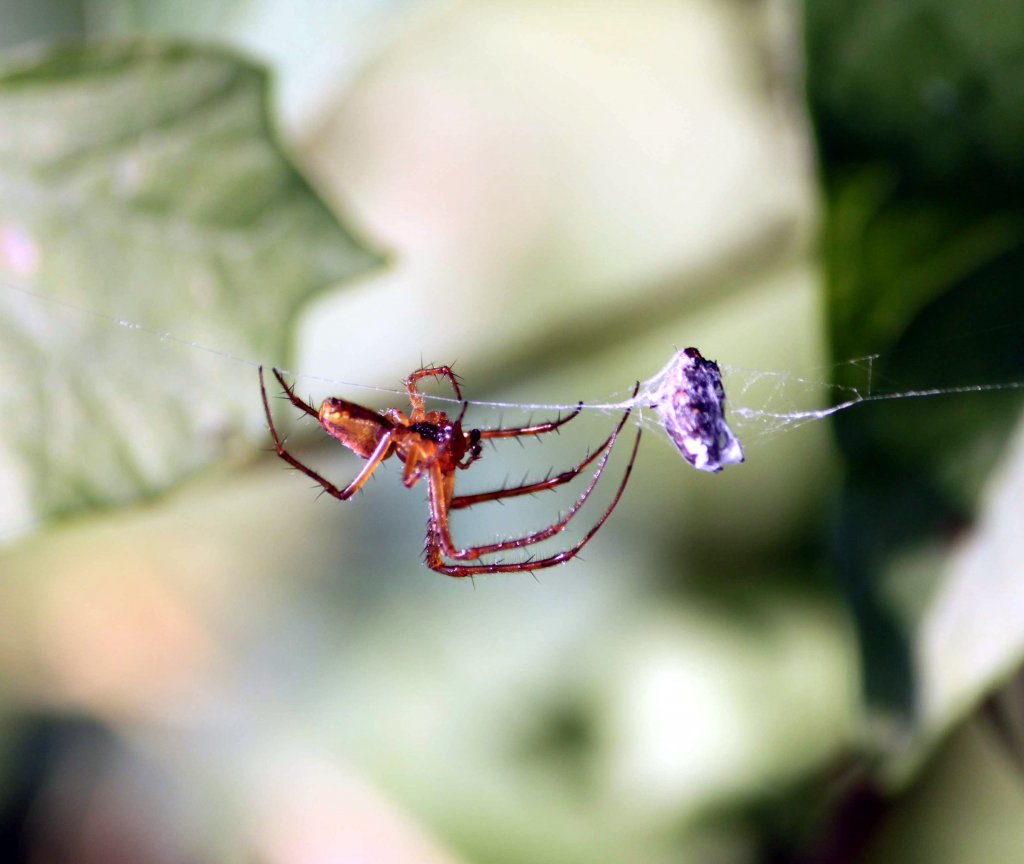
(807, 0, 1024, 778)
(0, 41, 380, 541)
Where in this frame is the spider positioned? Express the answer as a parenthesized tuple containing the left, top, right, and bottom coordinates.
(259, 365, 642, 577)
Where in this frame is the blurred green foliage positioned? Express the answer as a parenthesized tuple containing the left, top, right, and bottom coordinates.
(0, 42, 378, 532)
(0, 1, 1022, 862)
(808, 0, 1024, 775)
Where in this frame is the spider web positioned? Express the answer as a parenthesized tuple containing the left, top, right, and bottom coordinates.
(4, 280, 1024, 463)
(728, 360, 1024, 437)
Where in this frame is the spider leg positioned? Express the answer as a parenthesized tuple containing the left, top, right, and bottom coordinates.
(259, 366, 393, 501)
(476, 402, 583, 439)
(405, 365, 463, 413)
(427, 426, 641, 576)
(271, 367, 319, 419)
(450, 433, 610, 509)
(424, 384, 642, 576)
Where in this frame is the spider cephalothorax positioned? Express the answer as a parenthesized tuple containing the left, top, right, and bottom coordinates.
(259, 365, 640, 577)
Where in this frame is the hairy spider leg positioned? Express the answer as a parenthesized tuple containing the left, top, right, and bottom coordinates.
(270, 366, 319, 419)
(447, 401, 594, 507)
(260, 366, 395, 500)
(425, 383, 642, 576)
(404, 365, 463, 414)
(451, 426, 615, 509)
(405, 364, 583, 441)
(437, 389, 585, 472)
(434, 387, 637, 555)
(476, 402, 583, 439)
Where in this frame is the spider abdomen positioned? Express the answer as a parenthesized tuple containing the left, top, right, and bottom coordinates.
(318, 398, 393, 459)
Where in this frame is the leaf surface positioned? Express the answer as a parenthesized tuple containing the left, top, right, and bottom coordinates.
(0, 42, 379, 540)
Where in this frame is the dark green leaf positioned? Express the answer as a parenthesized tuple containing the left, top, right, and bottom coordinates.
(807, 0, 1024, 776)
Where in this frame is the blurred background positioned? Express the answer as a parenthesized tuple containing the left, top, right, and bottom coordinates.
(1, 1, 1023, 862)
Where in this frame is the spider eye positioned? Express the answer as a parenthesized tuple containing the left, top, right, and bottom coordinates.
(469, 428, 481, 444)
(471, 443, 482, 458)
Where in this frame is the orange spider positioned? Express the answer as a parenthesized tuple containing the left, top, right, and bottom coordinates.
(259, 365, 641, 577)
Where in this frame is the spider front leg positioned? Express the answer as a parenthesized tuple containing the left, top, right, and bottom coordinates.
(260, 366, 394, 501)
(269, 366, 320, 419)
(424, 384, 642, 576)
(449, 401, 608, 508)
(476, 402, 584, 440)
(405, 365, 463, 414)
(451, 426, 612, 509)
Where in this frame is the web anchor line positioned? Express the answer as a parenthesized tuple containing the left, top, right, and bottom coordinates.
(734, 380, 1024, 429)
(5, 281, 1023, 458)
